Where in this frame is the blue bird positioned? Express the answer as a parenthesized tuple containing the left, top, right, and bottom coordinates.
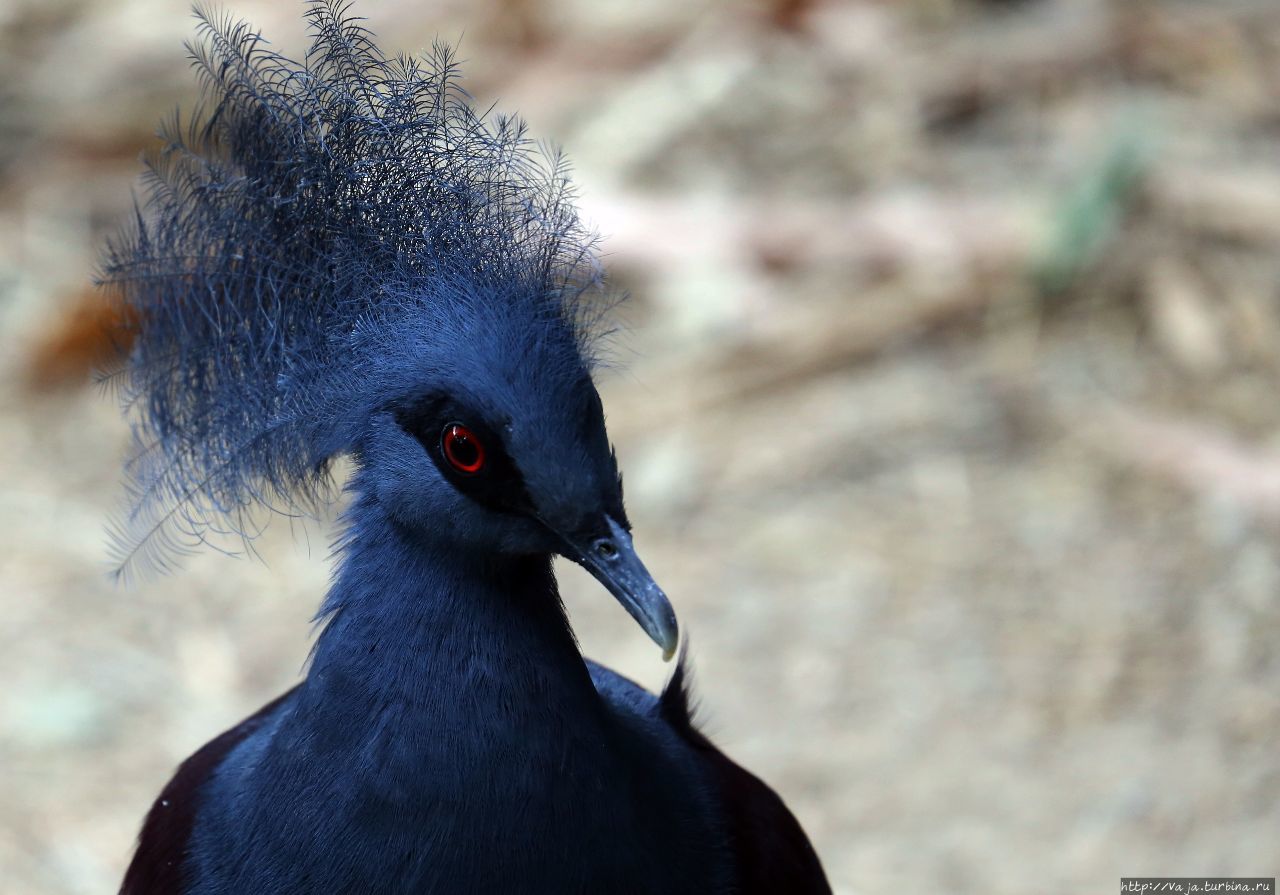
(103, 3, 830, 893)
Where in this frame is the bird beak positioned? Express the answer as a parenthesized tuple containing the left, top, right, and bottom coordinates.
(557, 516, 679, 661)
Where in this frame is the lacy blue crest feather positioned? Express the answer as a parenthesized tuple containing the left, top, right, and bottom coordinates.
(100, 1, 607, 578)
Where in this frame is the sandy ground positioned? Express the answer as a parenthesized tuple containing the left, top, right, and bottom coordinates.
(4, 1, 1280, 892)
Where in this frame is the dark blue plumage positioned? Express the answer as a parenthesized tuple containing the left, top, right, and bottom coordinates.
(106, 4, 830, 892)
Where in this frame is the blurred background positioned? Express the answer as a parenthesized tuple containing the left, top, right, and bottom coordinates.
(4, 0, 1280, 892)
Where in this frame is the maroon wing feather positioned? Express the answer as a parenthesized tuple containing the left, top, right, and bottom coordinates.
(660, 661, 831, 895)
(119, 686, 298, 895)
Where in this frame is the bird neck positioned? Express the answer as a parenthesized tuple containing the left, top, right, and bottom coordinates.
(300, 484, 604, 754)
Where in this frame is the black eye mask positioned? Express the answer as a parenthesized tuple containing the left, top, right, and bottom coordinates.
(393, 395, 534, 516)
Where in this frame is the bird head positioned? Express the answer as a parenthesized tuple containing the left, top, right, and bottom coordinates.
(100, 5, 676, 653)
(361, 296, 677, 656)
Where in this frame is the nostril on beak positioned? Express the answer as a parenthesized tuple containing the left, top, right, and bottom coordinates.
(594, 539, 618, 560)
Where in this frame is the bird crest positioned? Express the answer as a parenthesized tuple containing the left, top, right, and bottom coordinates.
(99, 1, 608, 578)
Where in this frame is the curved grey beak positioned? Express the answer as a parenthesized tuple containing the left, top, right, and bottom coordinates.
(560, 516, 678, 660)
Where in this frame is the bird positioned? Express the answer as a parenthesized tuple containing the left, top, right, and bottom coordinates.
(102, 3, 831, 893)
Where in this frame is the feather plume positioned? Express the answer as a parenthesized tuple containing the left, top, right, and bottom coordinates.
(99, 1, 606, 578)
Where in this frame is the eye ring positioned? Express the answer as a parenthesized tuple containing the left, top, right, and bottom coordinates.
(441, 423, 486, 475)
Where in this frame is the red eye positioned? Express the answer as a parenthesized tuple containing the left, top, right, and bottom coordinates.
(441, 423, 485, 474)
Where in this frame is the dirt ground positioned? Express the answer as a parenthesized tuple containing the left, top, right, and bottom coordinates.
(4, 1, 1280, 892)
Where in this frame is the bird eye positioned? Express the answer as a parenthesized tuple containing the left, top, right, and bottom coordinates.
(441, 423, 486, 474)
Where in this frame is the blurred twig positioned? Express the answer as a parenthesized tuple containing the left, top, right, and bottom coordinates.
(1033, 120, 1154, 297)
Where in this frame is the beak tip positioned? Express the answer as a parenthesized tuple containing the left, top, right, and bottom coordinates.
(653, 595, 679, 661)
